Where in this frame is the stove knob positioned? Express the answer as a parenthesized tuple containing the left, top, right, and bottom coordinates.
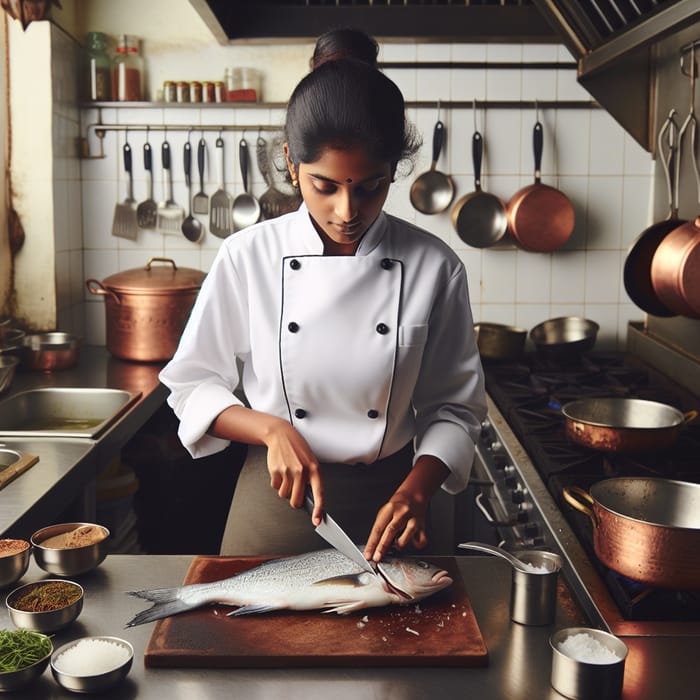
(511, 487, 526, 504)
(489, 440, 503, 453)
(502, 465, 517, 487)
(481, 418, 491, 432)
(524, 522, 539, 537)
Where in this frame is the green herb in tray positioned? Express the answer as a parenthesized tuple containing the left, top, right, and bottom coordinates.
(0, 629, 52, 672)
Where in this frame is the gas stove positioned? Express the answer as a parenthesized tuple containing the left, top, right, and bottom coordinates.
(473, 350, 700, 636)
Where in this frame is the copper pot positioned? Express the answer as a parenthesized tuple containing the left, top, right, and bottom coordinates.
(86, 257, 205, 362)
(561, 397, 697, 452)
(650, 216, 700, 319)
(563, 478, 700, 589)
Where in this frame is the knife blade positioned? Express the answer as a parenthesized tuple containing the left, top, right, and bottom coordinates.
(303, 487, 377, 576)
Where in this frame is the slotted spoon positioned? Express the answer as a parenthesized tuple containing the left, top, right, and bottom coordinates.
(136, 141, 157, 229)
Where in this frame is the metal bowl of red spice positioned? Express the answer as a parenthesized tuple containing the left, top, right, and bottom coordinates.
(0, 539, 31, 589)
(6, 579, 83, 633)
(31, 522, 109, 577)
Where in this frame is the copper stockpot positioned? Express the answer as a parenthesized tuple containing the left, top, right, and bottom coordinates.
(563, 478, 700, 590)
(86, 257, 205, 362)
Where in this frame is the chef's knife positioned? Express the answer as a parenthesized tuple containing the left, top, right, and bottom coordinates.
(304, 487, 378, 576)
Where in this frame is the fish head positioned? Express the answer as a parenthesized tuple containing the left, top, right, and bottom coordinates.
(375, 556, 452, 602)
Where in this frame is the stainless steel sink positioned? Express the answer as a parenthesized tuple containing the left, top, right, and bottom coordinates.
(0, 388, 141, 439)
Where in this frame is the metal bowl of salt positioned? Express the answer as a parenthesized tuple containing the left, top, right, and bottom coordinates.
(51, 636, 133, 693)
(550, 627, 628, 699)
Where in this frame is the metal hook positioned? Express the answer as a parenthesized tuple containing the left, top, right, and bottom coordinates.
(680, 40, 700, 78)
(145, 125, 150, 144)
(187, 127, 193, 145)
(535, 99, 540, 123)
(473, 98, 478, 133)
(436, 100, 441, 123)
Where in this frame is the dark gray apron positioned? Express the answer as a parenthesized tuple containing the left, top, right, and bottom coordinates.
(219, 442, 414, 555)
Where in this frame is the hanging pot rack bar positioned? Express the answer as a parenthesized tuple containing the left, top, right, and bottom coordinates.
(80, 98, 599, 158)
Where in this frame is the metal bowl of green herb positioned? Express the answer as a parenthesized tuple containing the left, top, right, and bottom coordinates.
(0, 628, 53, 691)
(5, 580, 83, 634)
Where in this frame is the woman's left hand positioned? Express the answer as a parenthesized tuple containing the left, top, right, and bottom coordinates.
(363, 454, 450, 563)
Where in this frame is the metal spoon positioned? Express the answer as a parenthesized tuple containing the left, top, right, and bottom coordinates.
(458, 542, 532, 573)
(182, 140, 203, 243)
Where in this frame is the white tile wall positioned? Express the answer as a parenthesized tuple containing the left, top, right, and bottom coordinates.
(50, 39, 655, 350)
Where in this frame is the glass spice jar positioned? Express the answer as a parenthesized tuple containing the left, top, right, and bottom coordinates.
(112, 34, 144, 101)
(82, 31, 111, 101)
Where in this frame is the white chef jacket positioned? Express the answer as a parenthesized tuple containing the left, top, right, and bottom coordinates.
(159, 204, 486, 494)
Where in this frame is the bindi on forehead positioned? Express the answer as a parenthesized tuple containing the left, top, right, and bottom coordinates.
(346, 178, 353, 183)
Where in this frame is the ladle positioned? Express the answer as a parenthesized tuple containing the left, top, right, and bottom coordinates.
(181, 139, 203, 243)
(458, 542, 532, 573)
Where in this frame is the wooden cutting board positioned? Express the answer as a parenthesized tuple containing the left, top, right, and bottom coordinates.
(0, 451, 39, 489)
(144, 555, 488, 668)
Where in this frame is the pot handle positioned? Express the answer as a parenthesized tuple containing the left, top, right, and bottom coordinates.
(85, 278, 121, 305)
(562, 486, 597, 525)
(145, 257, 177, 271)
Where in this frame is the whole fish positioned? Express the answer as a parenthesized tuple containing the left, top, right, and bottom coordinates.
(125, 548, 452, 627)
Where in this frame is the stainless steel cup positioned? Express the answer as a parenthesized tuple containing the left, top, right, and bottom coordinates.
(550, 627, 628, 700)
(510, 550, 562, 626)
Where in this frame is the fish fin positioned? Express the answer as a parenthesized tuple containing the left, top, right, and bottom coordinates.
(226, 604, 284, 617)
(125, 587, 194, 627)
(312, 574, 365, 587)
(322, 601, 368, 614)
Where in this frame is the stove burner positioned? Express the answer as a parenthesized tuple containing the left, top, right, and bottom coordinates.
(485, 352, 700, 623)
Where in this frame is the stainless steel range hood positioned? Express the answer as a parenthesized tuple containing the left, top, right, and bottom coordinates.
(533, 0, 700, 151)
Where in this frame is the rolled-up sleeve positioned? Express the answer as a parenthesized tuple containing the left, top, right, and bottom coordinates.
(412, 265, 486, 493)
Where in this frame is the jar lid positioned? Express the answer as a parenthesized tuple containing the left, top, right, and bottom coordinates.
(101, 258, 206, 294)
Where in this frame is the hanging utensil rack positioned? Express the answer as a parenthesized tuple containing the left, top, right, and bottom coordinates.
(80, 98, 599, 159)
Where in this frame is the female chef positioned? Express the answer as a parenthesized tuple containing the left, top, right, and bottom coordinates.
(159, 37, 486, 563)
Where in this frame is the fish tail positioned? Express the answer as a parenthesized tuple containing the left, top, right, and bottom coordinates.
(125, 587, 194, 627)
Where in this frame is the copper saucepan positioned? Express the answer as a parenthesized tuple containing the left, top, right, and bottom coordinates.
(561, 397, 697, 452)
(563, 477, 700, 589)
(506, 120, 574, 253)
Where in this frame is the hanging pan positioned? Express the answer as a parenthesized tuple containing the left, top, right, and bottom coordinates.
(651, 49, 700, 319)
(506, 115, 574, 252)
(452, 112, 507, 247)
(623, 109, 682, 317)
(410, 117, 455, 215)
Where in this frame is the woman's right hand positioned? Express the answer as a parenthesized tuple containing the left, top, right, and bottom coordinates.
(263, 418, 325, 525)
(209, 406, 324, 524)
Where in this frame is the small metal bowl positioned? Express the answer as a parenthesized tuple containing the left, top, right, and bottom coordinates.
(550, 627, 628, 699)
(0, 631, 53, 692)
(51, 636, 133, 693)
(6, 580, 83, 633)
(21, 332, 81, 372)
(0, 538, 31, 589)
(0, 355, 19, 395)
(31, 522, 109, 577)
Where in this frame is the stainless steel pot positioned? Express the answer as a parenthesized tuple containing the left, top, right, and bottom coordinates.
(474, 323, 527, 361)
(86, 257, 206, 362)
(529, 316, 598, 361)
(563, 477, 700, 589)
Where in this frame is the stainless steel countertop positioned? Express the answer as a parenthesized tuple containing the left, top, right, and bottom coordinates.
(4, 554, 695, 699)
(0, 346, 167, 538)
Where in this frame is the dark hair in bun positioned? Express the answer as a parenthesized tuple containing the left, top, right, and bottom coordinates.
(311, 28, 379, 70)
(287, 30, 420, 176)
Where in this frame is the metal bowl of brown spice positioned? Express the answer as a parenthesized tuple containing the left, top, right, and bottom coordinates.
(0, 539, 31, 589)
(31, 522, 110, 576)
(6, 579, 83, 633)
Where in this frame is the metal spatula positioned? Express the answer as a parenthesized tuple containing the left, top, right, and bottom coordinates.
(192, 137, 209, 215)
(111, 142, 138, 240)
(136, 142, 157, 229)
(157, 139, 185, 236)
(209, 136, 234, 238)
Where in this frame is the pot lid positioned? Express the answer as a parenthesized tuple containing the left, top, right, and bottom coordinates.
(101, 258, 206, 294)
